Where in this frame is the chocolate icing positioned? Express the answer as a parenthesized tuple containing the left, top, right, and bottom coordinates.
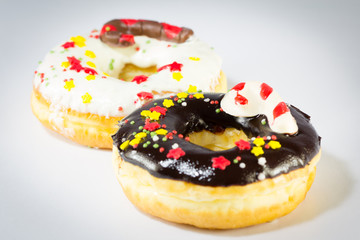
(113, 93, 321, 187)
(100, 19, 194, 47)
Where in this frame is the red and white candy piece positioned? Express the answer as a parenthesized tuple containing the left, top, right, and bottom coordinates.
(220, 82, 298, 134)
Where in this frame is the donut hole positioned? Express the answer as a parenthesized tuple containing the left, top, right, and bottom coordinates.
(188, 128, 249, 151)
(118, 63, 157, 82)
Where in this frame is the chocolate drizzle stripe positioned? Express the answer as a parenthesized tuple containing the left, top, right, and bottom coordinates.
(113, 93, 321, 187)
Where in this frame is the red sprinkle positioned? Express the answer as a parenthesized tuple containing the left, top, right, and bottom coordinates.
(185, 137, 190, 141)
(273, 102, 289, 119)
(178, 134, 183, 138)
(235, 93, 248, 105)
(124, 120, 129, 123)
(174, 97, 179, 101)
(232, 82, 245, 91)
(260, 83, 273, 100)
(150, 106, 167, 115)
(137, 91, 154, 100)
(159, 147, 165, 153)
(172, 130, 177, 134)
(144, 122, 161, 131)
(265, 144, 270, 149)
(118, 107, 123, 111)
(211, 156, 231, 170)
(131, 75, 148, 84)
(157, 61, 183, 72)
(210, 101, 214, 104)
(189, 95, 193, 99)
(162, 124, 167, 128)
(62, 41, 75, 49)
(214, 101, 219, 104)
(235, 139, 251, 150)
(271, 135, 277, 140)
(236, 156, 241, 161)
(136, 47, 140, 51)
(166, 148, 185, 160)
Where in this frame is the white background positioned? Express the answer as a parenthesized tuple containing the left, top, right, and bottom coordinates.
(1, 0, 359, 239)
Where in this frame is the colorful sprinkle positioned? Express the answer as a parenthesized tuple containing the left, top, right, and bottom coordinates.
(85, 50, 96, 58)
(253, 137, 265, 147)
(166, 148, 185, 160)
(193, 93, 204, 99)
(163, 99, 174, 108)
(211, 156, 231, 170)
(189, 57, 200, 61)
(268, 140, 281, 149)
(120, 140, 130, 150)
(81, 92, 92, 103)
(172, 72, 183, 81)
(86, 75, 96, 81)
(251, 146, 264, 156)
(64, 80, 75, 91)
(235, 139, 251, 150)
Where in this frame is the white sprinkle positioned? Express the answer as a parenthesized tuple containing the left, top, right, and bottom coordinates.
(239, 163, 246, 168)
(251, 137, 255, 141)
(267, 136, 271, 140)
(181, 102, 187, 106)
(172, 143, 179, 149)
(204, 98, 210, 102)
(152, 135, 159, 142)
(258, 173, 266, 181)
(122, 138, 126, 142)
(258, 157, 266, 166)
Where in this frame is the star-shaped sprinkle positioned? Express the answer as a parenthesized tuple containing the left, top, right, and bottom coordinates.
(64, 80, 75, 91)
(163, 99, 174, 108)
(70, 36, 86, 47)
(193, 93, 204, 99)
(187, 85, 197, 93)
(144, 122, 161, 131)
(137, 91, 154, 100)
(150, 106, 167, 115)
(211, 156, 231, 170)
(172, 72, 183, 81)
(82, 92, 92, 103)
(253, 137, 265, 147)
(251, 146, 264, 156)
(166, 148, 185, 160)
(132, 75, 148, 84)
(177, 92, 188, 98)
(157, 61, 183, 72)
(86, 75, 96, 81)
(85, 50, 96, 58)
(268, 140, 281, 149)
(155, 129, 168, 135)
(235, 139, 251, 150)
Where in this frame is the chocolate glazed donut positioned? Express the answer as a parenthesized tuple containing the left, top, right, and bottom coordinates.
(100, 19, 194, 47)
(113, 92, 321, 187)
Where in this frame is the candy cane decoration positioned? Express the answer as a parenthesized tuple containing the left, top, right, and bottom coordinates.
(100, 19, 194, 47)
(220, 82, 298, 134)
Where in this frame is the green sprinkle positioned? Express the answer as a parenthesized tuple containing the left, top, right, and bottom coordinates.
(130, 121, 135, 125)
(198, 89, 202, 93)
(215, 108, 221, 113)
(233, 159, 239, 164)
(150, 132, 157, 137)
(50, 50, 55, 54)
(146, 130, 150, 134)
(172, 45, 177, 48)
(146, 40, 151, 44)
(162, 137, 167, 142)
(261, 119, 266, 125)
(109, 59, 115, 70)
(78, 57, 83, 61)
(153, 103, 158, 105)
(143, 129, 147, 132)
(177, 100, 182, 103)
(153, 144, 159, 149)
(138, 126, 143, 130)
(45, 82, 50, 87)
(132, 132, 137, 135)
(38, 61, 42, 64)
(142, 49, 146, 53)
(146, 141, 151, 144)
(143, 143, 148, 148)
(181, 98, 185, 101)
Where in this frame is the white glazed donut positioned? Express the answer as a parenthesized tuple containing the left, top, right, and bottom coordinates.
(31, 19, 226, 148)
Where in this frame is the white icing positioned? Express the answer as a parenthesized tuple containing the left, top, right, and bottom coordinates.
(220, 81, 298, 134)
(33, 32, 222, 117)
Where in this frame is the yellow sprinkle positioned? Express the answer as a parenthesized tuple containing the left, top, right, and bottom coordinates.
(61, 61, 70, 68)
(86, 75, 96, 81)
(193, 93, 204, 99)
(187, 85, 197, 93)
(189, 57, 200, 61)
(85, 50, 96, 58)
(172, 72, 183, 81)
(86, 61, 96, 68)
(135, 132, 147, 139)
(82, 92, 92, 103)
(155, 129, 168, 135)
(251, 146, 264, 156)
(64, 80, 75, 91)
(70, 36, 86, 47)
(103, 72, 109, 76)
(253, 137, 265, 147)
(177, 92, 188, 99)
(268, 140, 281, 149)
(141, 110, 151, 117)
(129, 138, 141, 146)
(120, 140, 130, 150)
(149, 111, 161, 121)
(163, 99, 174, 108)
